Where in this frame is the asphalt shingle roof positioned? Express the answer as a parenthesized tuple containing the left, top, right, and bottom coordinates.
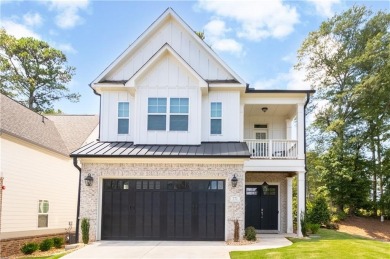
(0, 94, 99, 156)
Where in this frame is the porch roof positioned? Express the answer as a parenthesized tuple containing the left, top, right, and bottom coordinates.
(71, 141, 251, 158)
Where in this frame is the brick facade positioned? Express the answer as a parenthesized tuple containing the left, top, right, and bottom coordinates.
(0, 232, 67, 258)
(79, 162, 245, 241)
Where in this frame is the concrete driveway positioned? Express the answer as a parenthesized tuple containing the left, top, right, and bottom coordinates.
(62, 236, 292, 259)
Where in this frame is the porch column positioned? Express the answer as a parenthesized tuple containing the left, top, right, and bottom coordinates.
(286, 119, 292, 140)
(286, 177, 294, 234)
(297, 103, 305, 159)
(296, 171, 306, 237)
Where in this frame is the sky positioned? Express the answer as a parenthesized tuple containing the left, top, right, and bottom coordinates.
(1, 0, 389, 114)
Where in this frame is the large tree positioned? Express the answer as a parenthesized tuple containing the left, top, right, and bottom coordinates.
(0, 29, 79, 112)
(296, 6, 390, 214)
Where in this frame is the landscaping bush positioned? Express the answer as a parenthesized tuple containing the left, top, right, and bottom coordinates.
(81, 218, 90, 244)
(308, 196, 330, 225)
(244, 226, 256, 241)
(52, 237, 64, 248)
(300, 211, 309, 236)
(331, 211, 347, 223)
(20, 242, 39, 255)
(39, 238, 54, 251)
(325, 222, 340, 230)
(307, 223, 321, 234)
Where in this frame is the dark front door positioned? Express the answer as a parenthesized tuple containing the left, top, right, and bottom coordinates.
(245, 185, 278, 230)
(102, 179, 225, 240)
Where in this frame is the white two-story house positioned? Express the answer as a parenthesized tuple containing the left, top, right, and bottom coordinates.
(72, 8, 314, 242)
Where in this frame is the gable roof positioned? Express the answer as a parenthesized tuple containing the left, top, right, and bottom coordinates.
(0, 94, 99, 156)
(92, 8, 246, 86)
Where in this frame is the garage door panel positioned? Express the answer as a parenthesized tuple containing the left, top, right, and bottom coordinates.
(102, 179, 225, 241)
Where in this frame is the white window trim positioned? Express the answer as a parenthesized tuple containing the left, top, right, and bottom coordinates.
(37, 200, 49, 228)
(118, 101, 130, 135)
(210, 102, 222, 135)
(147, 97, 190, 132)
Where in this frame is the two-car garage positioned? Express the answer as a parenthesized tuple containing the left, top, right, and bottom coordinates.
(101, 179, 225, 241)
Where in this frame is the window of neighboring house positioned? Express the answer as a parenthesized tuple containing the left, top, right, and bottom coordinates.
(210, 102, 222, 134)
(38, 200, 49, 228)
(118, 102, 129, 134)
(170, 98, 189, 131)
(148, 98, 167, 130)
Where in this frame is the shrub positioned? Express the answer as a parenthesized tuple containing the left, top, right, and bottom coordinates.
(300, 211, 309, 236)
(308, 196, 330, 225)
(244, 226, 256, 241)
(20, 242, 39, 255)
(307, 223, 321, 234)
(81, 218, 90, 244)
(39, 238, 54, 251)
(233, 220, 239, 242)
(52, 237, 64, 248)
(326, 222, 339, 230)
(331, 211, 347, 223)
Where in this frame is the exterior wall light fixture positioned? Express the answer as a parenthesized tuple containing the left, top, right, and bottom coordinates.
(262, 107, 268, 112)
(231, 175, 238, 187)
(84, 173, 94, 186)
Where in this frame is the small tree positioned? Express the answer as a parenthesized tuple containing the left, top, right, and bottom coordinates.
(308, 196, 331, 225)
(81, 218, 90, 244)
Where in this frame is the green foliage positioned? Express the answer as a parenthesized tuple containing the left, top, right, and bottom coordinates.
(300, 211, 309, 237)
(39, 238, 54, 251)
(308, 196, 330, 225)
(244, 226, 256, 241)
(0, 29, 79, 113)
(52, 237, 64, 248)
(20, 242, 39, 255)
(297, 5, 390, 216)
(230, 229, 390, 259)
(325, 222, 340, 230)
(194, 31, 205, 40)
(331, 210, 347, 223)
(307, 223, 321, 234)
(81, 218, 90, 244)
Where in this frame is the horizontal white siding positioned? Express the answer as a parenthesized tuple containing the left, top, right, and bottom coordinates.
(201, 91, 240, 142)
(0, 137, 78, 233)
(106, 19, 233, 82)
(244, 116, 287, 139)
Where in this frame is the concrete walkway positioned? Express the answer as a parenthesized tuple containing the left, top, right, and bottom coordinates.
(62, 236, 292, 259)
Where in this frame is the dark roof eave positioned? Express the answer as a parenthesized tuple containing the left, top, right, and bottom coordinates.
(70, 154, 250, 158)
(245, 86, 315, 94)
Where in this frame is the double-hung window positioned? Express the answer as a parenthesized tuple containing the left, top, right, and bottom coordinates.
(118, 102, 129, 134)
(148, 98, 167, 130)
(210, 102, 222, 135)
(170, 98, 189, 131)
(38, 200, 49, 228)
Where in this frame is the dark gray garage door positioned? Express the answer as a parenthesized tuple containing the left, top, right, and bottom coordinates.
(102, 179, 225, 241)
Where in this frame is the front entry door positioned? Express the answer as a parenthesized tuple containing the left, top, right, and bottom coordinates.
(245, 185, 278, 230)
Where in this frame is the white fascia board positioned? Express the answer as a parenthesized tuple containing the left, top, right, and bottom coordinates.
(243, 159, 305, 172)
(126, 44, 208, 89)
(92, 8, 173, 84)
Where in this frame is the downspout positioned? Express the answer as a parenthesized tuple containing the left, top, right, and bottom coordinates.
(73, 157, 82, 243)
(303, 92, 311, 211)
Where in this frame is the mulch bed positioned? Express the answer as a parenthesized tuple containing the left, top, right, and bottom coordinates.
(337, 216, 390, 241)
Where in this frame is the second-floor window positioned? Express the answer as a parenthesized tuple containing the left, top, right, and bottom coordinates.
(210, 102, 222, 135)
(148, 98, 167, 130)
(170, 98, 188, 131)
(118, 102, 129, 134)
(147, 98, 189, 131)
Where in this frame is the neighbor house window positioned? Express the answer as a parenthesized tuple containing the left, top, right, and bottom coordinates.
(118, 102, 129, 134)
(210, 102, 222, 134)
(148, 98, 167, 130)
(38, 200, 49, 228)
(170, 98, 189, 131)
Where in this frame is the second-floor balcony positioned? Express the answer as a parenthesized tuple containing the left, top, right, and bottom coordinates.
(244, 139, 298, 159)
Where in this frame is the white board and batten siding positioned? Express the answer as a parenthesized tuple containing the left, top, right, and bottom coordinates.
(243, 116, 287, 140)
(0, 137, 78, 233)
(104, 18, 234, 82)
(201, 91, 241, 142)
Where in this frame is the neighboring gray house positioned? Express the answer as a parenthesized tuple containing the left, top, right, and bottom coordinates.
(0, 94, 98, 257)
(72, 8, 313, 242)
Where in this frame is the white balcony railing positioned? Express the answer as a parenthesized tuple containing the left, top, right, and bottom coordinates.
(244, 139, 298, 159)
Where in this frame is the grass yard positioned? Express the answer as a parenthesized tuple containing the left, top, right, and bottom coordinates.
(230, 229, 390, 259)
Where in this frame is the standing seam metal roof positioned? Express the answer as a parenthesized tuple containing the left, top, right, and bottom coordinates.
(70, 142, 251, 158)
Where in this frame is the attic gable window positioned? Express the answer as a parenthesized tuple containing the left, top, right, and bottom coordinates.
(118, 102, 129, 134)
(148, 98, 167, 130)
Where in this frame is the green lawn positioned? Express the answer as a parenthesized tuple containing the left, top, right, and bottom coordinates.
(20, 252, 67, 259)
(230, 229, 390, 259)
